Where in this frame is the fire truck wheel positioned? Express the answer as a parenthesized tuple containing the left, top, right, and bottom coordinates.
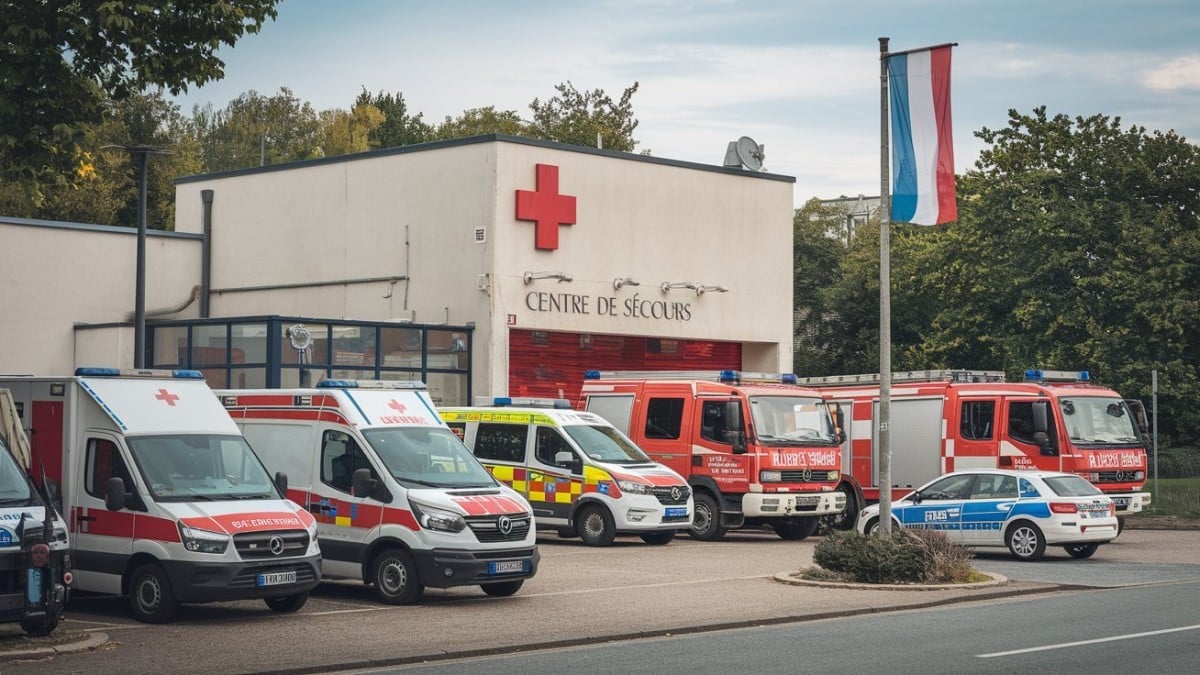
(639, 531, 676, 545)
(20, 614, 58, 637)
(481, 580, 524, 597)
(1006, 521, 1047, 561)
(264, 592, 309, 612)
(823, 485, 859, 531)
(773, 517, 819, 541)
(129, 563, 179, 624)
(1063, 543, 1100, 559)
(689, 493, 727, 541)
(371, 548, 424, 604)
(576, 505, 617, 546)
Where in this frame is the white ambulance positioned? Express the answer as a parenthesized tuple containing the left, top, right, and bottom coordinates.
(440, 398, 694, 546)
(0, 369, 322, 623)
(219, 380, 539, 605)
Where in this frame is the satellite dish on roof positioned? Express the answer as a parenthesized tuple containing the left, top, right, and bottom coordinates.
(723, 136, 766, 171)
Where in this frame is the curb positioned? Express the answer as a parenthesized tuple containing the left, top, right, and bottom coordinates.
(773, 570, 1009, 590)
(0, 631, 109, 660)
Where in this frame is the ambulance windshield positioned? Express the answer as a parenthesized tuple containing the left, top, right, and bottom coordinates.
(749, 396, 838, 446)
(0, 440, 34, 504)
(364, 426, 496, 488)
(562, 424, 652, 464)
(128, 434, 278, 501)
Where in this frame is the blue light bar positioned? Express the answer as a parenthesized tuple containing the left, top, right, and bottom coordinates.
(317, 379, 359, 388)
(1024, 369, 1042, 382)
(493, 396, 513, 405)
(75, 367, 120, 377)
(719, 369, 739, 383)
(584, 370, 601, 380)
(1078, 370, 1090, 382)
(74, 367, 203, 379)
(781, 373, 798, 384)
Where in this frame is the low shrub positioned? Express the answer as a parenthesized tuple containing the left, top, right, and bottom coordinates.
(812, 528, 975, 584)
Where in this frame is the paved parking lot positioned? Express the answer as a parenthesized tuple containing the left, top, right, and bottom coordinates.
(3, 529, 1198, 674)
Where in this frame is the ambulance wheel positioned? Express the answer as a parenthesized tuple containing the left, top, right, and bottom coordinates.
(689, 492, 727, 541)
(1064, 543, 1100, 559)
(20, 614, 58, 637)
(371, 548, 424, 604)
(129, 562, 179, 624)
(640, 531, 676, 545)
(264, 592, 309, 613)
(576, 504, 617, 546)
(1006, 521, 1047, 561)
(773, 517, 819, 541)
(481, 580, 524, 597)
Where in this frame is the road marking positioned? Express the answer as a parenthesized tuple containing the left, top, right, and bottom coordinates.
(977, 624, 1200, 658)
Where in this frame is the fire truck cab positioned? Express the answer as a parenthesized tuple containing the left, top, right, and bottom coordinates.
(799, 369, 1153, 529)
(580, 370, 851, 541)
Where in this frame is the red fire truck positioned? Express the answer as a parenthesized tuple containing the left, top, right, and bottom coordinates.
(579, 370, 849, 541)
(797, 369, 1152, 529)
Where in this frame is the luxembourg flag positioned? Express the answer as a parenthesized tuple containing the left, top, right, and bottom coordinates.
(888, 45, 956, 225)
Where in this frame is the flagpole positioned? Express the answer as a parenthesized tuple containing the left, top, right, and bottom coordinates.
(878, 36, 893, 535)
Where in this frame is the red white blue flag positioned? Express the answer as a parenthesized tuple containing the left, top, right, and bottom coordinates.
(888, 45, 956, 225)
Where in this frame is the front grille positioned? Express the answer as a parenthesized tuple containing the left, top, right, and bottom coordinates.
(234, 530, 311, 560)
(466, 514, 531, 543)
(650, 485, 691, 505)
(229, 564, 318, 590)
(780, 470, 837, 483)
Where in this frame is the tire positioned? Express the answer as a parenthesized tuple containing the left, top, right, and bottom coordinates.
(371, 547, 423, 605)
(864, 517, 881, 536)
(639, 530, 676, 546)
(822, 483, 859, 531)
(20, 613, 59, 637)
(1117, 517, 1126, 536)
(1006, 521, 1047, 561)
(773, 517, 820, 541)
(576, 504, 617, 546)
(1064, 543, 1100, 559)
(688, 492, 727, 541)
(264, 592, 309, 613)
(129, 562, 179, 624)
(481, 580, 524, 597)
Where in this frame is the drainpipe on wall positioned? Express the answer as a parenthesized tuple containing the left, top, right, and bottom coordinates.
(200, 189, 213, 317)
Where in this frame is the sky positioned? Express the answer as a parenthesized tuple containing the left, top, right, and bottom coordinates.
(172, 0, 1200, 206)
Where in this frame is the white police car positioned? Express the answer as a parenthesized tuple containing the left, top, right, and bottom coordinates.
(855, 469, 1118, 561)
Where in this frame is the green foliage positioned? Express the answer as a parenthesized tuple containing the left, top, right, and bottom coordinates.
(0, 0, 280, 198)
(528, 81, 641, 152)
(435, 107, 530, 140)
(1152, 448, 1200, 479)
(192, 87, 321, 172)
(354, 88, 433, 148)
(1139, 477, 1200, 517)
(813, 528, 975, 584)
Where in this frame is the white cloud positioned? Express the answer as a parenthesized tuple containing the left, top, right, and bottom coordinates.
(1144, 55, 1200, 91)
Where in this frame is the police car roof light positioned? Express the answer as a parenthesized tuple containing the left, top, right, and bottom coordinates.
(75, 367, 204, 379)
(317, 379, 427, 390)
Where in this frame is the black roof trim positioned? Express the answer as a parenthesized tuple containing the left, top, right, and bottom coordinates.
(0, 216, 201, 239)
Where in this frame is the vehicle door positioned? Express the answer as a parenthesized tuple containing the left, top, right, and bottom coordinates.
(956, 398, 999, 466)
(959, 473, 1020, 545)
(694, 398, 750, 493)
(529, 423, 581, 526)
(73, 433, 143, 594)
(307, 428, 383, 576)
(900, 473, 973, 541)
(637, 395, 691, 478)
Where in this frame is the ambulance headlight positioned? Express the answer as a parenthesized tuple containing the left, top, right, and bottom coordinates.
(760, 470, 782, 483)
(616, 480, 650, 495)
(53, 527, 69, 544)
(410, 501, 466, 533)
(178, 523, 230, 554)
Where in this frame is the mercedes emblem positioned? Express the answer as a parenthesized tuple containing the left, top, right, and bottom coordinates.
(801, 468, 813, 482)
(268, 536, 285, 556)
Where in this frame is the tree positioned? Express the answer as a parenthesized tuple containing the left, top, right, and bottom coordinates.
(434, 107, 530, 140)
(193, 88, 321, 172)
(318, 103, 386, 157)
(528, 81, 640, 152)
(0, 0, 280, 199)
(792, 199, 851, 376)
(355, 88, 434, 148)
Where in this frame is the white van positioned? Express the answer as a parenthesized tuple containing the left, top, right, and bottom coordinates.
(220, 380, 539, 604)
(0, 369, 322, 624)
(440, 398, 693, 546)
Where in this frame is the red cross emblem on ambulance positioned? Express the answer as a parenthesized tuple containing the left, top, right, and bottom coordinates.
(389, 400, 407, 414)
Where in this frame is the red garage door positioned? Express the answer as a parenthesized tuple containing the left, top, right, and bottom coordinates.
(508, 330, 742, 406)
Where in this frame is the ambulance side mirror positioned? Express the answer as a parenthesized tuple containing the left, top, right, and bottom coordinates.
(274, 471, 288, 496)
(105, 476, 129, 511)
(554, 451, 581, 473)
(351, 468, 375, 498)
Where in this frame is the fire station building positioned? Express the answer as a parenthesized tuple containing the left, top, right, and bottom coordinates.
(1, 135, 796, 405)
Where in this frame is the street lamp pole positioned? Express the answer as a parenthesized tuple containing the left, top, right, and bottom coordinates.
(133, 146, 150, 368)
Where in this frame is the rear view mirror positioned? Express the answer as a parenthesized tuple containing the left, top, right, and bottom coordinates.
(274, 471, 288, 495)
(105, 476, 129, 511)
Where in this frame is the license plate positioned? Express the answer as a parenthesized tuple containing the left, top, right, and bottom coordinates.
(797, 496, 821, 506)
(665, 507, 688, 518)
(488, 560, 526, 575)
(1113, 497, 1131, 507)
(256, 571, 296, 587)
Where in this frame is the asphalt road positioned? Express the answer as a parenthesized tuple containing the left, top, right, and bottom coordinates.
(2, 529, 1198, 674)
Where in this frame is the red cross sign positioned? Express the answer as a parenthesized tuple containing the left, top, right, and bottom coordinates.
(155, 388, 180, 406)
(389, 399, 407, 414)
(515, 164, 577, 250)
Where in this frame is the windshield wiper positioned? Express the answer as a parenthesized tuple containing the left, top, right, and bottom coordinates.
(395, 476, 443, 488)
